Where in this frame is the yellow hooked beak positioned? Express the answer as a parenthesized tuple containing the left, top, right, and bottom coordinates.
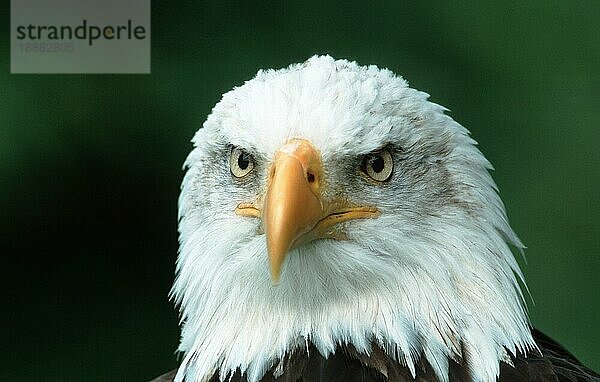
(236, 139, 379, 282)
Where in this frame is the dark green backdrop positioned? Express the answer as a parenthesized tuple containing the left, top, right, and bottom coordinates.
(1, 1, 598, 380)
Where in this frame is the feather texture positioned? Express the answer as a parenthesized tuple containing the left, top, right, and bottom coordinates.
(152, 329, 599, 382)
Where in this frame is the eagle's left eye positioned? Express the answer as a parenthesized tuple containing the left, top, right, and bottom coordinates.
(362, 149, 393, 182)
(230, 147, 255, 178)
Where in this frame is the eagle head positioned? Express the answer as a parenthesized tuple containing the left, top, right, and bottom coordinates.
(172, 56, 535, 382)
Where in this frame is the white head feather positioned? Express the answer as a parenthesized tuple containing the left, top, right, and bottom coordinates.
(172, 55, 536, 382)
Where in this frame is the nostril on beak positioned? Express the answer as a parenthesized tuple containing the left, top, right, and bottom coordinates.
(307, 172, 316, 183)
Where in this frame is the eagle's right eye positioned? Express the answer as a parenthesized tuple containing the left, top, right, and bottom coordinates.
(361, 149, 394, 182)
(230, 147, 255, 178)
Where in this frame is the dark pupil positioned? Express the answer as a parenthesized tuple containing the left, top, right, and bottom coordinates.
(238, 152, 250, 170)
(370, 155, 384, 173)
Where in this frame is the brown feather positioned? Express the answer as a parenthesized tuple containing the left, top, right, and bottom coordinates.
(150, 328, 599, 382)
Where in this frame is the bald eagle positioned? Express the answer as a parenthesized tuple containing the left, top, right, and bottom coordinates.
(152, 56, 599, 382)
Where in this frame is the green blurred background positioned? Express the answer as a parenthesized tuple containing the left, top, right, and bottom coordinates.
(1, 1, 598, 380)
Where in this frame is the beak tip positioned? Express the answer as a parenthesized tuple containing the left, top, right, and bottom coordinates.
(267, 242, 287, 286)
(270, 269, 281, 285)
